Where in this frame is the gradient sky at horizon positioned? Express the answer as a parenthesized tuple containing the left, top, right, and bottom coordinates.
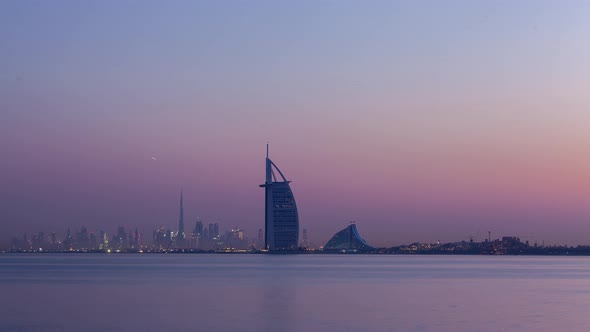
(2, 0, 590, 247)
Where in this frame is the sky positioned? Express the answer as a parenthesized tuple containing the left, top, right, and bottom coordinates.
(2, 0, 590, 247)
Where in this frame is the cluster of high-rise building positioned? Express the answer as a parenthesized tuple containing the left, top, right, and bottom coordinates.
(7, 189, 258, 252)
(9, 226, 142, 252)
(9, 221, 257, 252)
(5, 145, 310, 253)
(6, 145, 317, 253)
(151, 188, 257, 251)
(152, 220, 254, 251)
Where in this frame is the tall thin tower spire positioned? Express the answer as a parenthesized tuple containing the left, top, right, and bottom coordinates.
(265, 142, 272, 184)
(178, 188, 185, 244)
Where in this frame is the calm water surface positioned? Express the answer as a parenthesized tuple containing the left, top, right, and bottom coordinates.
(1, 254, 590, 332)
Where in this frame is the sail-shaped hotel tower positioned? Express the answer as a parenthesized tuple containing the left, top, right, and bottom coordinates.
(260, 145, 299, 251)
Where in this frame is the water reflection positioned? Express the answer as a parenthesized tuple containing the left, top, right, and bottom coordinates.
(1, 254, 590, 331)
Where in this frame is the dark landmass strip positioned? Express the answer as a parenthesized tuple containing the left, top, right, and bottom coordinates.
(3, 237, 590, 256)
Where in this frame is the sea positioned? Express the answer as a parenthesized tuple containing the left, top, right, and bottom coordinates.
(1, 254, 590, 332)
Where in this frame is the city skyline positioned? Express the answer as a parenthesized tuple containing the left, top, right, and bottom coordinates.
(9, 215, 590, 255)
(1, 183, 583, 251)
(2, 145, 588, 253)
(4, 1, 590, 247)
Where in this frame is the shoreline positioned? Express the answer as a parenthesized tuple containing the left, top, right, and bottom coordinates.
(2, 250, 589, 256)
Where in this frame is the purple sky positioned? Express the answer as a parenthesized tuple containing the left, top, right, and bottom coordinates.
(2, 1, 590, 247)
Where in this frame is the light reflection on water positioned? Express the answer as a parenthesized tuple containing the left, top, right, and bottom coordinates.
(1, 254, 590, 332)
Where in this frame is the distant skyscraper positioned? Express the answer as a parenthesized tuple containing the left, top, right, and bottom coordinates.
(64, 229, 73, 249)
(99, 230, 106, 249)
(194, 220, 203, 236)
(89, 233, 97, 249)
(257, 228, 263, 248)
(190, 219, 203, 249)
(208, 223, 215, 240)
(259, 144, 299, 251)
(153, 226, 172, 249)
(78, 226, 89, 249)
(206, 222, 219, 240)
(116, 226, 126, 249)
(177, 189, 185, 247)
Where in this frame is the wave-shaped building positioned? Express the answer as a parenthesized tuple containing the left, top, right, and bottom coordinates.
(324, 223, 374, 252)
(259, 145, 299, 251)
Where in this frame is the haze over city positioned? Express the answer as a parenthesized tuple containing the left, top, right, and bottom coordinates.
(3, 1, 590, 248)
